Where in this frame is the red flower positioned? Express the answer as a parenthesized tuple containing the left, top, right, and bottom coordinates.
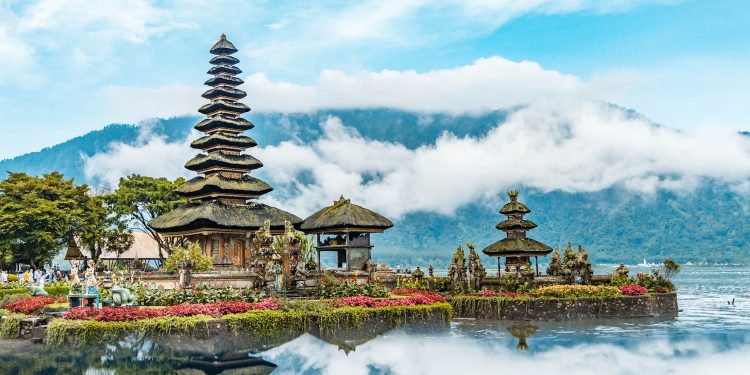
(5, 296, 56, 315)
(619, 284, 648, 296)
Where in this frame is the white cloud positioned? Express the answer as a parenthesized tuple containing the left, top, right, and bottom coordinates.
(100, 84, 203, 124)
(100, 56, 633, 120)
(256, 109, 750, 217)
(83, 101, 750, 218)
(266, 332, 750, 375)
(82, 122, 195, 186)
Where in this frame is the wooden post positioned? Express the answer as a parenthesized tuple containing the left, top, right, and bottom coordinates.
(535, 256, 539, 276)
(497, 257, 501, 277)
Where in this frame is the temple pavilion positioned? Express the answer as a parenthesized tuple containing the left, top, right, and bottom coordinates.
(482, 190, 552, 276)
(301, 196, 393, 271)
(149, 35, 301, 268)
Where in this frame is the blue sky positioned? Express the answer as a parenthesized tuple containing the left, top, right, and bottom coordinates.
(1, 0, 749, 160)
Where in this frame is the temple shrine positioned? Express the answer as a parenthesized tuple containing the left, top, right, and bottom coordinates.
(149, 35, 301, 269)
(301, 196, 393, 271)
(482, 190, 552, 275)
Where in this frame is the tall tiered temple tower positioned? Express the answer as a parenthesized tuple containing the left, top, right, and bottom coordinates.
(482, 190, 552, 276)
(150, 35, 301, 269)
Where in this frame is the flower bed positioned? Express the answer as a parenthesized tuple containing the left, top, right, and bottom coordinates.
(47, 303, 452, 346)
(332, 291, 445, 308)
(64, 298, 281, 322)
(533, 285, 621, 298)
(4, 296, 63, 315)
(619, 284, 648, 296)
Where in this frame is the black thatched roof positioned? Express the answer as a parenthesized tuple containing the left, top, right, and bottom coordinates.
(301, 196, 393, 232)
(202, 86, 247, 100)
(64, 239, 84, 260)
(496, 218, 537, 231)
(210, 34, 238, 55)
(208, 65, 242, 76)
(199, 100, 250, 116)
(209, 55, 239, 65)
(149, 201, 301, 234)
(500, 190, 531, 215)
(185, 153, 262, 173)
(176, 175, 272, 198)
(191, 134, 256, 150)
(481, 238, 553, 257)
(205, 75, 244, 87)
(194, 116, 254, 133)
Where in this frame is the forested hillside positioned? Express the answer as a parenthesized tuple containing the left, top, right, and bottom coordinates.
(1, 109, 748, 266)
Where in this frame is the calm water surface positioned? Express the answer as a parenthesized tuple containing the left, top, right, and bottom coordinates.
(0, 266, 747, 375)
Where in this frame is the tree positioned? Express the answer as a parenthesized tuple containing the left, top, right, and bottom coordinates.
(0, 172, 90, 267)
(78, 194, 134, 264)
(106, 175, 187, 259)
(661, 258, 681, 280)
(163, 242, 213, 273)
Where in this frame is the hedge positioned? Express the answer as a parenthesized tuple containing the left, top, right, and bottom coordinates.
(0, 286, 70, 297)
(47, 303, 452, 346)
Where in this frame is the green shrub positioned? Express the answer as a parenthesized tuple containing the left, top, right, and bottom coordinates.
(534, 285, 621, 298)
(162, 242, 213, 273)
(7, 274, 18, 282)
(0, 309, 24, 339)
(135, 285, 265, 306)
(609, 274, 637, 287)
(316, 282, 390, 298)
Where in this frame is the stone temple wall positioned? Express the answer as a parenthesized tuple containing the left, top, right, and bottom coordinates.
(451, 293, 678, 320)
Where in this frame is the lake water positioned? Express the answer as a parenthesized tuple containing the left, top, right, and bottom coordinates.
(1, 266, 748, 374)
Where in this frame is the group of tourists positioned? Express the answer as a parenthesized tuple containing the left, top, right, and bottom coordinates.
(0, 266, 68, 285)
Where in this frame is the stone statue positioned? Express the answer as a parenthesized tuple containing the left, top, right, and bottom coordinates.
(467, 244, 486, 291)
(447, 245, 467, 289)
(413, 266, 425, 279)
(365, 259, 375, 280)
(428, 264, 434, 278)
(614, 263, 629, 278)
(576, 245, 593, 284)
(546, 248, 563, 276)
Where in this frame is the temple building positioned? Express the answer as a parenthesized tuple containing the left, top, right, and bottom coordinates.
(482, 190, 552, 276)
(149, 35, 301, 268)
(301, 196, 393, 271)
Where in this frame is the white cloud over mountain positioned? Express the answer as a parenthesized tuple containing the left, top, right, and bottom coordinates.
(84, 101, 750, 218)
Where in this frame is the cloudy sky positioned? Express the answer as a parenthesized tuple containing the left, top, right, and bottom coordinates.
(0, 0, 749, 160)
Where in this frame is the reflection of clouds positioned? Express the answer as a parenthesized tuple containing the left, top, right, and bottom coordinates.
(265, 332, 749, 375)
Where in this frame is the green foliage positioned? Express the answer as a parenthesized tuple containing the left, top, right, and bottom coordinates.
(0, 172, 90, 267)
(316, 280, 390, 298)
(78, 194, 133, 263)
(134, 285, 265, 306)
(0, 285, 69, 298)
(106, 174, 186, 257)
(0, 309, 24, 339)
(661, 258, 681, 280)
(534, 285, 621, 298)
(162, 242, 212, 273)
(46, 302, 452, 346)
(396, 277, 430, 290)
(609, 274, 637, 288)
(494, 274, 528, 293)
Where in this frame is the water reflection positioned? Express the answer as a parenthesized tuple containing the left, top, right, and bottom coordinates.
(506, 321, 537, 350)
(0, 266, 748, 374)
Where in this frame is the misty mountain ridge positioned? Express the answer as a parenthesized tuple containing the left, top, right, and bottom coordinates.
(1, 108, 749, 267)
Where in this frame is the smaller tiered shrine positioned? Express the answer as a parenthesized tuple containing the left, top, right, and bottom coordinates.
(482, 190, 552, 276)
(301, 197, 393, 272)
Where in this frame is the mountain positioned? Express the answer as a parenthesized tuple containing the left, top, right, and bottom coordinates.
(1, 108, 748, 267)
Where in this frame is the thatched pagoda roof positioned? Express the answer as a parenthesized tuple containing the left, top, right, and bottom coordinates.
(191, 134, 256, 150)
(64, 239, 84, 260)
(194, 116, 254, 133)
(496, 218, 537, 231)
(210, 34, 238, 55)
(185, 153, 262, 173)
(198, 100, 250, 116)
(301, 196, 393, 233)
(149, 201, 302, 234)
(207, 64, 242, 76)
(209, 55, 239, 65)
(481, 238, 553, 257)
(500, 190, 531, 215)
(176, 175, 272, 198)
(202, 86, 247, 100)
(205, 75, 244, 87)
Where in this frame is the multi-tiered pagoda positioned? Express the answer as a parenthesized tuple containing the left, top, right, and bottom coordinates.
(150, 35, 301, 269)
(482, 190, 552, 276)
